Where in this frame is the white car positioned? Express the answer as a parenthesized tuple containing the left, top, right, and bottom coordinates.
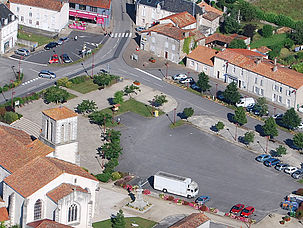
(284, 167, 299, 174)
(172, 74, 187, 80)
(180, 77, 194, 84)
(272, 114, 283, 119)
(296, 123, 303, 130)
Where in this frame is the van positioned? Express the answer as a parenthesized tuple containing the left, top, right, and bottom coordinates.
(236, 97, 255, 108)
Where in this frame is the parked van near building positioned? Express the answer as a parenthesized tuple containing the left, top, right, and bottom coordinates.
(236, 97, 255, 108)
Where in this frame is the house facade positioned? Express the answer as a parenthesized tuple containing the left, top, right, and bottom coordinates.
(9, 0, 69, 33)
(68, 0, 111, 27)
(187, 47, 303, 109)
(0, 107, 99, 227)
(141, 23, 205, 63)
(0, 4, 18, 54)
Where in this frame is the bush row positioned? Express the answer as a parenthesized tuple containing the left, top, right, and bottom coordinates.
(56, 75, 89, 88)
(0, 73, 24, 93)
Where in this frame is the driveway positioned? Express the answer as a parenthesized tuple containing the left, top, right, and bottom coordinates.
(116, 112, 301, 222)
(11, 31, 108, 65)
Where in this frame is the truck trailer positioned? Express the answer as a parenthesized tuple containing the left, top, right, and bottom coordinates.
(154, 171, 199, 198)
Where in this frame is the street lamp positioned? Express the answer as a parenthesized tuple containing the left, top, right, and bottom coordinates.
(91, 52, 95, 78)
(174, 108, 176, 124)
(165, 62, 168, 79)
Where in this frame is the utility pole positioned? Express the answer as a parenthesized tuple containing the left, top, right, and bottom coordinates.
(18, 56, 23, 81)
(11, 80, 15, 109)
(174, 108, 176, 124)
(235, 123, 238, 141)
(91, 52, 95, 78)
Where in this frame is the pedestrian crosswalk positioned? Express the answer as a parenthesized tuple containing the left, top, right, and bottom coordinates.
(110, 32, 132, 38)
(21, 77, 40, 86)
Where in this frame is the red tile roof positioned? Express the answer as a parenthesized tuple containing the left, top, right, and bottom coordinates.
(203, 11, 220, 21)
(198, 2, 223, 16)
(205, 33, 249, 45)
(4, 157, 97, 198)
(255, 46, 272, 53)
(69, 0, 111, 9)
(170, 213, 210, 228)
(160, 11, 196, 28)
(187, 45, 218, 66)
(27, 219, 72, 228)
(9, 0, 64, 11)
(216, 49, 303, 89)
(0, 208, 9, 222)
(47, 183, 88, 203)
(0, 126, 54, 173)
(143, 23, 192, 40)
(42, 106, 77, 121)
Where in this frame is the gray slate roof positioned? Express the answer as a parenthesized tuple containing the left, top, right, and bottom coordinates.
(0, 3, 16, 27)
(138, 0, 202, 16)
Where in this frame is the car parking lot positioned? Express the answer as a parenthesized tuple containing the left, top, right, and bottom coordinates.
(11, 31, 108, 65)
(116, 112, 301, 222)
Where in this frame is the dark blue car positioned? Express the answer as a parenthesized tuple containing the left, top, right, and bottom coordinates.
(264, 158, 280, 167)
(255, 154, 272, 162)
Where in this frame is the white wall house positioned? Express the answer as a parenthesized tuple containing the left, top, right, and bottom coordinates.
(0, 107, 99, 227)
(0, 4, 18, 54)
(9, 0, 69, 33)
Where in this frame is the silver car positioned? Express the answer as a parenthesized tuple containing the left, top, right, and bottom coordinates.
(15, 48, 30, 56)
(38, 70, 56, 79)
(275, 163, 289, 171)
(172, 73, 187, 80)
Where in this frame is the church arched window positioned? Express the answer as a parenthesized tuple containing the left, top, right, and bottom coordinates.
(34, 199, 43, 220)
(68, 204, 78, 222)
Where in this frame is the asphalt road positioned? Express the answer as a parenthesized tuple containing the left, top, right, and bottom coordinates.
(116, 112, 301, 221)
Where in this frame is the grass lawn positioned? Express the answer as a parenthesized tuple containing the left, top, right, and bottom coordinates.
(93, 217, 157, 228)
(298, 179, 303, 184)
(170, 119, 187, 128)
(253, 0, 303, 21)
(67, 92, 77, 100)
(250, 33, 287, 49)
(280, 48, 293, 59)
(17, 30, 55, 46)
(68, 79, 99, 94)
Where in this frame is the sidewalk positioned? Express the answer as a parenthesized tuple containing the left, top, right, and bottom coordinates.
(188, 115, 303, 167)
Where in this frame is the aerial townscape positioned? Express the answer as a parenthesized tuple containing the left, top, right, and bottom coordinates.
(1, 0, 303, 227)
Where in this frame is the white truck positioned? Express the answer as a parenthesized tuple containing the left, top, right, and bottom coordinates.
(154, 171, 199, 198)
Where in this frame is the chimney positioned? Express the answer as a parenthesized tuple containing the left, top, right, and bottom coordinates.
(202, 6, 206, 14)
(247, 45, 250, 50)
(273, 65, 278, 72)
(255, 58, 261, 64)
(183, 31, 189, 38)
(274, 58, 277, 66)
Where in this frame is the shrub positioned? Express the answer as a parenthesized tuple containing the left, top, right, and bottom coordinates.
(296, 52, 303, 60)
(183, 201, 189, 205)
(111, 171, 121, 181)
(200, 205, 208, 211)
(295, 188, 303, 196)
(43, 86, 69, 103)
(3, 112, 19, 124)
(167, 196, 174, 201)
(96, 172, 111, 182)
(70, 75, 88, 84)
(2, 86, 8, 92)
(215, 121, 224, 132)
(261, 25, 273, 38)
(276, 145, 287, 156)
(56, 77, 69, 87)
(153, 94, 168, 107)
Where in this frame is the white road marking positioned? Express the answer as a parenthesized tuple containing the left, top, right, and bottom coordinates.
(134, 68, 162, 81)
(114, 33, 118, 38)
(121, 33, 125, 37)
(8, 57, 47, 66)
(118, 33, 121, 37)
(129, 33, 132, 37)
(124, 33, 129, 38)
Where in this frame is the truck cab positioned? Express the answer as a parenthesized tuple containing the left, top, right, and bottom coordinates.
(187, 181, 199, 198)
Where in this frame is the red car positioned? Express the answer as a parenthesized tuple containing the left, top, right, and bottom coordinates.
(48, 54, 59, 64)
(230, 204, 245, 214)
(240, 206, 255, 217)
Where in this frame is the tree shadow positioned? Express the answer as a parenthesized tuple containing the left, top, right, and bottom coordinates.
(255, 124, 265, 136)
(238, 136, 248, 145)
(134, 34, 141, 46)
(107, 97, 114, 105)
(210, 125, 218, 132)
(269, 149, 280, 157)
(227, 113, 235, 123)
(177, 112, 186, 120)
(284, 138, 300, 150)
(126, 3, 136, 23)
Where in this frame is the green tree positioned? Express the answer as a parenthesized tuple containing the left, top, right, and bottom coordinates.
(215, 121, 224, 132)
(3, 112, 19, 124)
(183, 37, 191, 54)
(104, 158, 119, 173)
(44, 86, 69, 104)
(106, 129, 121, 143)
(242, 24, 256, 39)
(284, 38, 294, 50)
(77, 100, 97, 114)
(233, 107, 247, 126)
(111, 209, 126, 228)
(113, 91, 124, 104)
(88, 111, 113, 126)
(229, 39, 247, 49)
(93, 74, 118, 87)
(239, 2, 257, 22)
(282, 108, 301, 129)
(243, 131, 255, 145)
(221, 15, 240, 34)
(262, 117, 278, 138)
(103, 142, 122, 160)
(223, 82, 241, 104)
(56, 77, 72, 87)
(154, 94, 168, 106)
(293, 132, 303, 150)
(290, 22, 303, 45)
(255, 97, 268, 116)
(261, 25, 273, 38)
(276, 145, 287, 156)
(196, 72, 211, 93)
(123, 84, 140, 98)
(183, 107, 194, 120)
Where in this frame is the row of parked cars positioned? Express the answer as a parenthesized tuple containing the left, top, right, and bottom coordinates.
(256, 154, 303, 179)
(172, 74, 201, 91)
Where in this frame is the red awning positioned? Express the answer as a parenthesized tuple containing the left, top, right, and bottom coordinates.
(70, 11, 96, 20)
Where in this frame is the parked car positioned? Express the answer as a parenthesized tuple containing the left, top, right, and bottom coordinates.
(284, 166, 299, 175)
(190, 83, 201, 91)
(230, 204, 245, 214)
(272, 114, 283, 119)
(60, 54, 72, 63)
(255, 154, 272, 162)
(295, 123, 303, 130)
(275, 163, 290, 171)
(44, 42, 58, 50)
(135, 26, 145, 32)
(252, 104, 269, 116)
(48, 54, 59, 64)
(38, 70, 56, 79)
(172, 74, 187, 80)
(180, 77, 194, 84)
(264, 158, 280, 167)
(292, 170, 303, 179)
(240, 206, 255, 217)
(99, 69, 109, 74)
(246, 104, 255, 112)
(195, 196, 210, 205)
(236, 97, 255, 108)
(216, 91, 225, 101)
(15, 48, 30, 56)
(57, 37, 69, 45)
